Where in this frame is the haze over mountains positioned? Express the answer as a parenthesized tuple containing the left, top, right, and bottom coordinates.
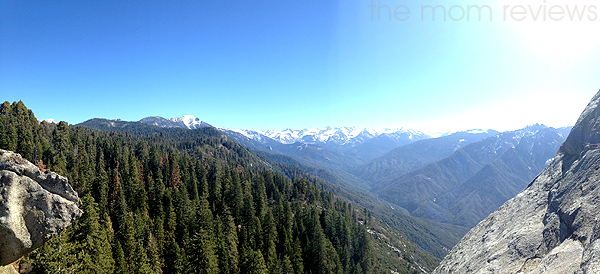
(228, 127, 429, 146)
(226, 122, 571, 229)
(434, 89, 600, 274)
(126, 115, 574, 258)
(371, 124, 571, 227)
(5, 101, 451, 274)
(71, 114, 574, 258)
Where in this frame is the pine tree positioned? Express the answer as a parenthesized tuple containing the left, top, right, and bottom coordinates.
(216, 214, 239, 274)
(164, 190, 178, 244)
(290, 238, 304, 274)
(275, 200, 293, 256)
(305, 209, 343, 274)
(189, 228, 219, 274)
(72, 194, 115, 274)
(253, 175, 268, 220)
(146, 232, 162, 273)
(0, 117, 8, 150)
(28, 229, 81, 274)
(240, 247, 267, 274)
(169, 161, 182, 188)
(261, 210, 278, 273)
(207, 164, 221, 211)
(95, 167, 110, 215)
(164, 240, 185, 274)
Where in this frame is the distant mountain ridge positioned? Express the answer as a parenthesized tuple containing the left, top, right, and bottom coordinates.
(74, 113, 575, 260)
(74, 114, 467, 259)
(371, 124, 572, 227)
(228, 126, 431, 147)
(139, 115, 212, 129)
(434, 89, 600, 274)
(355, 129, 501, 183)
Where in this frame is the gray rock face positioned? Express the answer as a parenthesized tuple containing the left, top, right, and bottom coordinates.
(0, 149, 82, 266)
(434, 90, 600, 274)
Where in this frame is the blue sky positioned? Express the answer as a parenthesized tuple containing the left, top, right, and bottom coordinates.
(2, 0, 599, 132)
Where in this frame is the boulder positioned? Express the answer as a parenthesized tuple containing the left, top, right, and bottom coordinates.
(0, 265, 17, 274)
(434, 90, 600, 274)
(0, 149, 82, 266)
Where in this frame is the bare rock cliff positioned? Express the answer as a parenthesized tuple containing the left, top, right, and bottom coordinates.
(0, 149, 82, 266)
(434, 90, 600, 274)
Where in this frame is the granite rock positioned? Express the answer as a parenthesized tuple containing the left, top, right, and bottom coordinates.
(0, 149, 82, 266)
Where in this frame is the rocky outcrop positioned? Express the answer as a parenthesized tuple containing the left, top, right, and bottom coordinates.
(434, 90, 600, 274)
(0, 149, 82, 266)
(0, 265, 18, 274)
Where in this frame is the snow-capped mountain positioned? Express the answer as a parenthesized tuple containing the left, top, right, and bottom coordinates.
(39, 118, 59, 124)
(368, 124, 572, 228)
(227, 126, 430, 147)
(139, 115, 212, 129)
(484, 124, 567, 154)
(168, 115, 211, 129)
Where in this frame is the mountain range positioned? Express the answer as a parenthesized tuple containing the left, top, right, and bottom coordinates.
(434, 89, 600, 274)
(61, 112, 442, 272)
(78, 114, 573, 260)
(243, 127, 428, 146)
(2, 101, 452, 274)
(370, 124, 571, 227)
(354, 130, 501, 183)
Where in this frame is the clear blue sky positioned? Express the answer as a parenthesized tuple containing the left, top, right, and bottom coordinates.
(2, 0, 599, 132)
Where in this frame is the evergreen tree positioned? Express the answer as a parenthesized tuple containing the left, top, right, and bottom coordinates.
(27, 230, 81, 274)
(164, 240, 185, 274)
(216, 214, 239, 274)
(3, 102, 392, 274)
(290, 239, 304, 274)
(240, 247, 268, 274)
(261, 210, 278, 273)
(189, 228, 219, 274)
(72, 194, 115, 274)
(146, 232, 162, 273)
(305, 209, 343, 274)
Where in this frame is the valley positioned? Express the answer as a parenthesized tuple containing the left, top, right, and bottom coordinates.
(4, 2, 597, 273)
(4, 103, 570, 272)
(133, 114, 571, 259)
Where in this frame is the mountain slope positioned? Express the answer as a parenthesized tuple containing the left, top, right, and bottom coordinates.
(223, 126, 569, 257)
(374, 125, 569, 227)
(257, 148, 469, 259)
(434, 90, 600, 274)
(356, 130, 500, 184)
(79, 118, 467, 259)
(221, 128, 377, 191)
(62, 107, 440, 272)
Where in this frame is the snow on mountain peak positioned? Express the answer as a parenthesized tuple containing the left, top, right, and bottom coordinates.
(139, 115, 211, 129)
(40, 118, 59, 124)
(166, 115, 207, 129)
(248, 126, 429, 146)
(466, 129, 489, 134)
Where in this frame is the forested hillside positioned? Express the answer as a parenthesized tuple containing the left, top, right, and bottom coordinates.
(0, 101, 438, 274)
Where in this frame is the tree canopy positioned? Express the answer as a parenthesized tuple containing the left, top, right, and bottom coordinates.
(0, 101, 437, 274)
